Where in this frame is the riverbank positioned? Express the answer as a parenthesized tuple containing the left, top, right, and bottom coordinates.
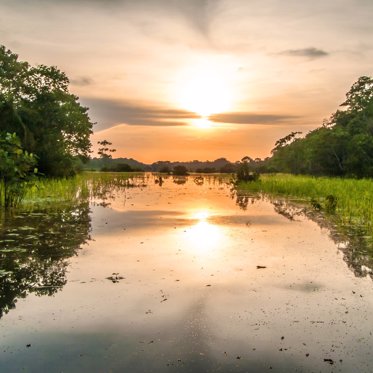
(238, 174, 373, 245)
(20, 172, 136, 206)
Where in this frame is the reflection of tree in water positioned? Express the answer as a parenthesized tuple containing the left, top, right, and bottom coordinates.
(89, 174, 148, 208)
(154, 176, 164, 186)
(272, 200, 305, 221)
(194, 176, 204, 186)
(272, 200, 373, 279)
(234, 192, 373, 280)
(233, 191, 261, 210)
(329, 224, 373, 280)
(173, 176, 187, 185)
(0, 201, 91, 318)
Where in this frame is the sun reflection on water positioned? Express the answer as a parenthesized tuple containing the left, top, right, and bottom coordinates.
(186, 209, 225, 256)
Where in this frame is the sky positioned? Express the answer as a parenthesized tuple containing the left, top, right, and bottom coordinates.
(1, 0, 372, 163)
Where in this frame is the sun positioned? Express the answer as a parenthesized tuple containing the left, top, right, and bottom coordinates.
(174, 59, 235, 118)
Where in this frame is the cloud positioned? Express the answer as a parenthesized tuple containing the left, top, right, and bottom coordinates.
(1, 0, 216, 36)
(70, 76, 93, 86)
(80, 98, 199, 130)
(279, 47, 329, 59)
(209, 112, 299, 125)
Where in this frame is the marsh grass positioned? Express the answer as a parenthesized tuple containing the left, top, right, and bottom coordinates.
(238, 174, 373, 242)
(22, 171, 137, 206)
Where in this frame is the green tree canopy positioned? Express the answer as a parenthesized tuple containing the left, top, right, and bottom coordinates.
(0, 132, 37, 207)
(268, 76, 373, 178)
(0, 45, 93, 177)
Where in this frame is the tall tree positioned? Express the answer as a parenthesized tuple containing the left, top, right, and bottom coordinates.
(268, 76, 373, 177)
(0, 45, 93, 176)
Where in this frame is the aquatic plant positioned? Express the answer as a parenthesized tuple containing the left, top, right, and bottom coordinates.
(22, 171, 139, 207)
(237, 174, 373, 241)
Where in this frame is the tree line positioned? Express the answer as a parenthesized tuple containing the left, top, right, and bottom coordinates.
(2, 44, 373, 207)
(265, 76, 373, 178)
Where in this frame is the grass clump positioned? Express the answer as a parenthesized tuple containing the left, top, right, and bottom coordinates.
(22, 171, 136, 207)
(238, 174, 373, 239)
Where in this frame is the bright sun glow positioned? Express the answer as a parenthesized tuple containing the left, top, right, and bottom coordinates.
(174, 58, 236, 118)
(192, 118, 214, 129)
(185, 209, 225, 257)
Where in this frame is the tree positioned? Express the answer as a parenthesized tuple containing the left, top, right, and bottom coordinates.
(236, 158, 259, 182)
(115, 163, 133, 172)
(340, 76, 373, 113)
(173, 165, 188, 176)
(0, 45, 93, 177)
(97, 140, 116, 170)
(159, 166, 171, 174)
(271, 131, 302, 154)
(0, 132, 37, 207)
(97, 140, 116, 160)
(267, 76, 373, 177)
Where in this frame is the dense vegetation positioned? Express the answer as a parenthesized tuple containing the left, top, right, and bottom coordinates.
(0, 45, 93, 177)
(237, 173, 373, 252)
(0, 132, 37, 207)
(267, 76, 373, 177)
(84, 157, 237, 173)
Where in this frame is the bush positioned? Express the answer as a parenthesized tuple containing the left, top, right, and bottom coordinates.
(0, 133, 38, 207)
(236, 161, 260, 182)
(173, 165, 188, 176)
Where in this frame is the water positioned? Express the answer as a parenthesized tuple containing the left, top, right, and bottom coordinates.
(0, 174, 372, 372)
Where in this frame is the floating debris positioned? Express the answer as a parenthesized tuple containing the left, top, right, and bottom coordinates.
(324, 358, 334, 365)
(106, 273, 125, 283)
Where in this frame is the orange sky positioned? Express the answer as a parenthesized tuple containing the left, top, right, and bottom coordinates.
(1, 0, 372, 163)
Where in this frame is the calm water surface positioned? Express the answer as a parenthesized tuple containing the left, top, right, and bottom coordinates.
(0, 174, 372, 373)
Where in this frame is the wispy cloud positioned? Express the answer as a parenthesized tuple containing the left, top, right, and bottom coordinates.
(70, 76, 93, 86)
(81, 98, 199, 130)
(279, 47, 329, 59)
(2, 0, 217, 36)
(209, 112, 299, 125)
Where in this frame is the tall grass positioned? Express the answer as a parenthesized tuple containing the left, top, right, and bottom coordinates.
(238, 174, 373, 239)
(22, 171, 136, 206)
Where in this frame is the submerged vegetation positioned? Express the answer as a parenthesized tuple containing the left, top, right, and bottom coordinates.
(238, 174, 373, 246)
(0, 172, 147, 317)
(22, 172, 139, 206)
(234, 76, 373, 254)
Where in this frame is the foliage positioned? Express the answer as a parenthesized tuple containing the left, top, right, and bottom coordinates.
(0, 132, 37, 207)
(237, 173, 373, 277)
(173, 165, 188, 176)
(0, 45, 93, 177)
(268, 76, 373, 177)
(219, 163, 236, 173)
(97, 140, 116, 160)
(236, 157, 260, 182)
(238, 174, 373, 239)
(97, 139, 117, 171)
(114, 163, 133, 172)
(271, 131, 302, 154)
(22, 171, 140, 205)
(195, 167, 216, 173)
(159, 166, 171, 174)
